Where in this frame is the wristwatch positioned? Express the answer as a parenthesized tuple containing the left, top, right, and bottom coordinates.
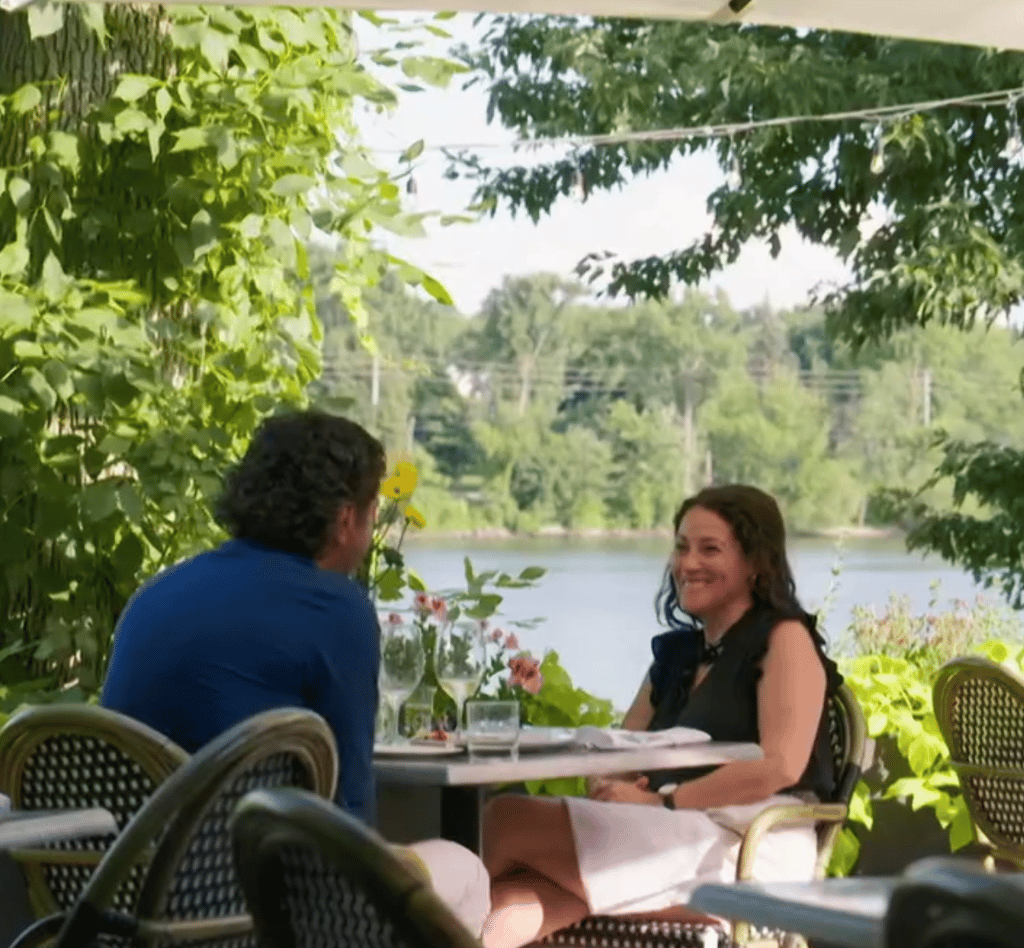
(661, 792, 677, 810)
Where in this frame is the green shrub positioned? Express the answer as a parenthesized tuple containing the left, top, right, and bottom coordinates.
(828, 591, 1023, 875)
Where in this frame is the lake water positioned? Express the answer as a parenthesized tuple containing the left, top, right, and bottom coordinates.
(401, 536, 1010, 712)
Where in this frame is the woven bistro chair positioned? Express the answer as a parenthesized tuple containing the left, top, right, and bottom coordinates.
(230, 787, 482, 948)
(543, 683, 872, 948)
(0, 704, 189, 919)
(884, 856, 1024, 948)
(14, 707, 338, 948)
(932, 656, 1024, 869)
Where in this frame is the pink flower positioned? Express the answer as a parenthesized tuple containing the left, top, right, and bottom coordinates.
(387, 613, 403, 625)
(488, 628, 504, 644)
(414, 593, 431, 615)
(508, 655, 543, 695)
(503, 633, 519, 650)
(430, 597, 448, 623)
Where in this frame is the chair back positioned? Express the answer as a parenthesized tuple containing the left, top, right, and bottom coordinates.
(884, 856, 1024, 948)
(933, 656, 1024, 864)
(52, 707, 338, 948)
(814, 682, 872, 875)
(0, 704, 188, 916)
(230, 787, 482, 948)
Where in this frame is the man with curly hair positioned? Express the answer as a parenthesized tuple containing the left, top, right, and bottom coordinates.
(101, 411, 490, 934)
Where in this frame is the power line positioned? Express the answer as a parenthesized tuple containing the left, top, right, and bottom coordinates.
(366, 85, 1024, 155)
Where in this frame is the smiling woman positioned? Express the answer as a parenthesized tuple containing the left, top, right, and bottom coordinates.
(478, 484, 843, 948)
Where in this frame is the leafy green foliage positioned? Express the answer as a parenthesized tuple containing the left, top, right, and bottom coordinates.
(826, 593, 1024, 874)
(454, 18, 1024, 602)
(0, 6, 456, 714)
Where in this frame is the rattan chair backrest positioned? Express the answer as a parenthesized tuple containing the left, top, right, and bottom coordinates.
(933, 656, 1024, 862)
(815, 683, 870, 869)
(0, 704, 188, 916)
(52, 707, 338, 948)
(230, 787, 482, 948)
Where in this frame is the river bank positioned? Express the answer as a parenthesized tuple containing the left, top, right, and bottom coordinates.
(412, 525, 905, 541)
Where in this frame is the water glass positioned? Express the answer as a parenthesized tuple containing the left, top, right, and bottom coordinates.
(465, 700, 521, 760)
(403, 684, 436, 738)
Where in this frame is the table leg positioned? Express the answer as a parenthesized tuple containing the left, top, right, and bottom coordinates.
(440, 785, 486, 855)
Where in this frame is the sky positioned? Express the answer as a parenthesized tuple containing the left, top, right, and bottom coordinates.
(354, 12, 854, 316)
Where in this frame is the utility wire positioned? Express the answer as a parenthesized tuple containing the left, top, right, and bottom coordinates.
(366, 85, 1024, 155)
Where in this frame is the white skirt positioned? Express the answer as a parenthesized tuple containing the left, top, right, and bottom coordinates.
(565, 794, 819, 915)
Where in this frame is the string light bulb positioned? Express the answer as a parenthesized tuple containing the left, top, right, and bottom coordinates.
(1004, 98, 1023, 158)
(572, 166, 586, 200)
(726, 151, 743, 190)
(870, 124, 887, 175)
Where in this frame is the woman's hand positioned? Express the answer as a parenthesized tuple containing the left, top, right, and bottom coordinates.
(587, 775, 662, 806)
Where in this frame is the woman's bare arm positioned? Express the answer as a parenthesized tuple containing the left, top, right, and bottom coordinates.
(621, 672, 655, 731)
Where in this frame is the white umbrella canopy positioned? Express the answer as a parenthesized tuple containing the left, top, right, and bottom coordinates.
(104, 0, 1023, 52)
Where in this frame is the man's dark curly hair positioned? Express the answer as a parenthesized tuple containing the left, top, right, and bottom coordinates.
(215, 411, 386, 559)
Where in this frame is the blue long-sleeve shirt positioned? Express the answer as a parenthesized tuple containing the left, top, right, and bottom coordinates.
(101, 539, 379, 823)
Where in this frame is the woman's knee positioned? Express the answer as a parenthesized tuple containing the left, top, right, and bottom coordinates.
(483, 796, 574, 872)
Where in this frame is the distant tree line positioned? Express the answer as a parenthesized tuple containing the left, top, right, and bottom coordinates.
(308, 261, 1024, 535)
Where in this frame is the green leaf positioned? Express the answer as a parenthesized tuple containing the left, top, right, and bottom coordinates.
(8, 177, 32, 211)
(12, 340, 43, 361)
(422, 275, 453, 306)
(113, 75, 160, 103)
(10, 85, 42, 115)
(271, 174, 316, 197)
(0, 395, 24, 417)
(400, 139, 425, 163)
(518, 566, 547, 581)
(79, 3, 107, 43)
(827, 827, 860, 877)
(27, 2, 64, 39)
(40, 253, 71, 300)
(948, 798, 975, 851)
(154, 87, 173, 118)
(0, 241, 29, 278)
(172, 126, 214, 152)
(23, 368, 56, 411)
(113, 531, 145, 576)
(82, 480, 119, 523)
(47, 131, 80, 173)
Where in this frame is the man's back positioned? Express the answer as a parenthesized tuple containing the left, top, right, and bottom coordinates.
(101, 538, 379, 821)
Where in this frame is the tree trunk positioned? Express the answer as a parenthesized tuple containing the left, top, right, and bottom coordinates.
(0, 4, 171, 689)
(0, 6, 170, 162)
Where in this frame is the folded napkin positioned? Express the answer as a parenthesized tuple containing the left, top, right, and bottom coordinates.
(573, 726, 711, 750)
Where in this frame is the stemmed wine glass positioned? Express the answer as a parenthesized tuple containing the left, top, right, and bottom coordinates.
(378, 615, 425, 745)
(434, 618, 488, 737)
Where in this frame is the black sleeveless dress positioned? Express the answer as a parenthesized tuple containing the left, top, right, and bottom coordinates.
(644, 602, 843, 800)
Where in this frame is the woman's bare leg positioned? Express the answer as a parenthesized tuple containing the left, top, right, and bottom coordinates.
(481, 796, 591, 948)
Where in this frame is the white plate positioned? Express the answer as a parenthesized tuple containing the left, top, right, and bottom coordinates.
(374, 742, 464, 757)
(517, 726, 576, 751)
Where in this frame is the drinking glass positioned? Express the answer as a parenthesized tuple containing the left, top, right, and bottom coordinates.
(403, 684, 436, 738)
(378, 616, 425, 745)
(434, 619, 488, 736)
(465, 700, 521, 760)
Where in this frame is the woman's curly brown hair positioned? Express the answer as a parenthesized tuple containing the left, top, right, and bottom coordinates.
(216, 411, 386, 559)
